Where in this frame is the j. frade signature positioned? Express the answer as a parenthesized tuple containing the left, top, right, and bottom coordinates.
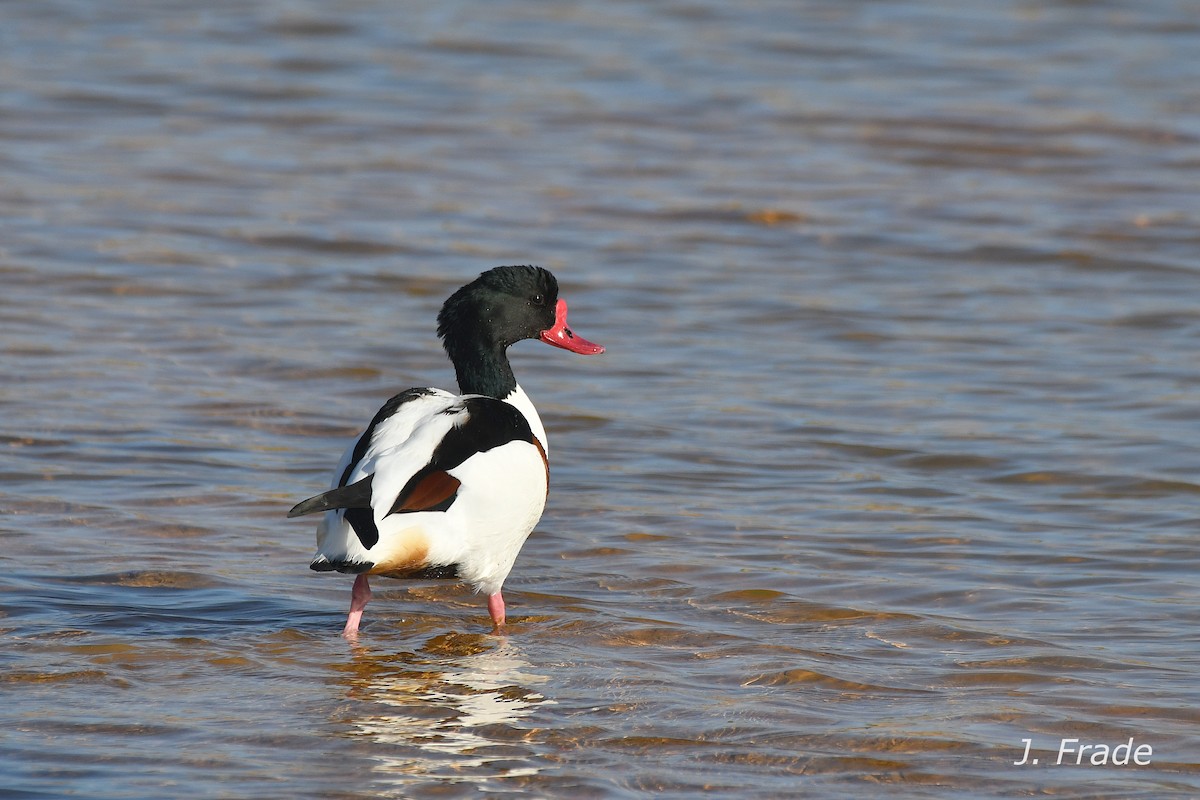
(1014, 737, 1153, 767)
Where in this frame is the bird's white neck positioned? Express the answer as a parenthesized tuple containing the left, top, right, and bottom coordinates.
(503, 384, 547, 456)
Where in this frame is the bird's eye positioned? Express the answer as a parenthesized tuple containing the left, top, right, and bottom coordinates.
(532, 293, 545, 305)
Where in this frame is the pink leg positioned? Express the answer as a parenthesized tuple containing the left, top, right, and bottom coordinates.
(342, 573, 371, 637)
(487, 591, 506, 628)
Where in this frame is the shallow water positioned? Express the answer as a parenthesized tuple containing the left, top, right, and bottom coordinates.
(3, 1, 1199, 797)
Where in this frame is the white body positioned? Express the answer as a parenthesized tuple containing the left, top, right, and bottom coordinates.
(312, 384, 548, 596)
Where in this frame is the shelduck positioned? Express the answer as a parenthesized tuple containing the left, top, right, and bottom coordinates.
(289, 266, 604, 636)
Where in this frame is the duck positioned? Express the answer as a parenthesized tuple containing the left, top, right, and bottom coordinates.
(289, 265, 604, 636)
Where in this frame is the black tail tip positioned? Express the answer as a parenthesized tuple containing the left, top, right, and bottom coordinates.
(310, 557, 374, 574)
(288, 498, 322, 518)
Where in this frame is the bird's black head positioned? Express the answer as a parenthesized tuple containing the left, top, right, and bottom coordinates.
(436, 265, 603, 397)
(437, 265, 560, 351)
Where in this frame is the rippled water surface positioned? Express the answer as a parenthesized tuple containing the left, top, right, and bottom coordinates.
(3, 1, 1200, 797)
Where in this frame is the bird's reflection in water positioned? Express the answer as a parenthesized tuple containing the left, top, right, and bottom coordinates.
(340, 626, 552, 793)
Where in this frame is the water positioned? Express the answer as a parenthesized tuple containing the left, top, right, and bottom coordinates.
(2, 1, 1199, 797)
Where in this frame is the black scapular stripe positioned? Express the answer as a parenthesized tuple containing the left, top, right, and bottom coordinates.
(385, 396, 535, 516)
